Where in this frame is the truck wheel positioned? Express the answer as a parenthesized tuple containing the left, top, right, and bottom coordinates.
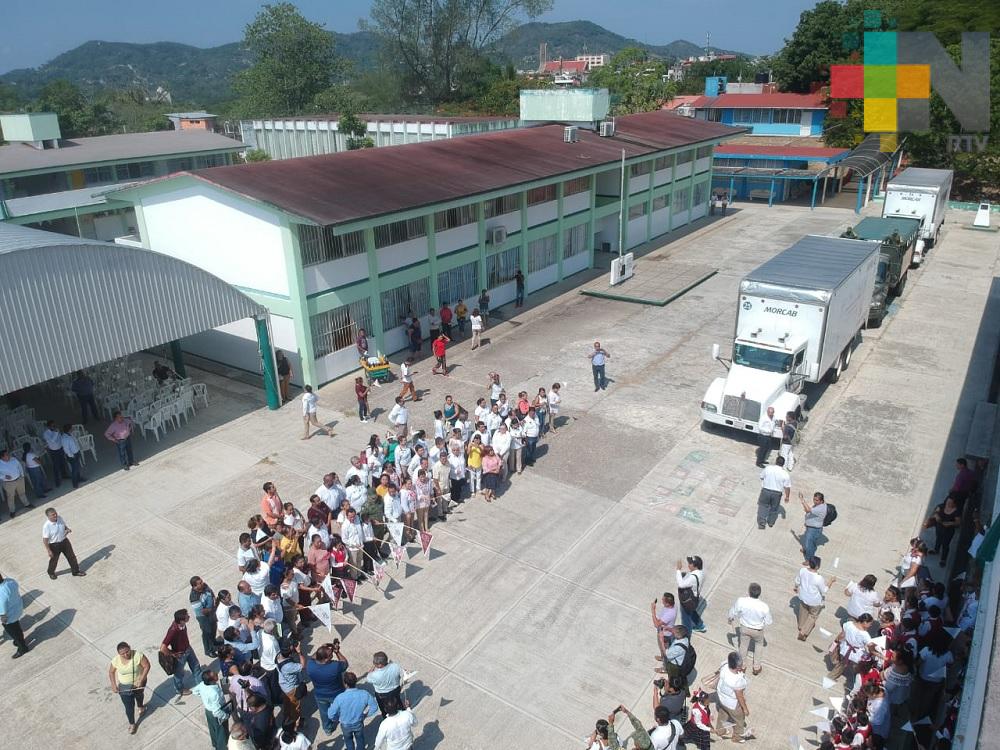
(827, 353, 843, 383)
(868, 314, 883, 329)
(892, 273, 907, 296)
(843, 343, 854, 370)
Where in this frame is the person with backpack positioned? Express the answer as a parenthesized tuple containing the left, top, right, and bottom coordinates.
(655, 625, 696, 689)
(798, 490, 835, 561)
(676, 557, 706, 633)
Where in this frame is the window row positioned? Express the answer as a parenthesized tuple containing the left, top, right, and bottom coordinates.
(438, 261, 479, 305)
(527, 234, 557, 272)
(310, 298, 373, 358)
(380, 278, 431, 329)
(374, 216, 426, 249)
(434, 204, 477, 232)
(526, 184, 557, 206)
(772, 108, 803, 124)
(298, 225, 366, 266)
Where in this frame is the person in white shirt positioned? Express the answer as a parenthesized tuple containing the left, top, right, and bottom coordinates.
(383, 486, 403, 523)
(388, 398, 409, 440)
(21, 443, 48, 499)
(237, 533, 259, 572)
(301, 385, 332, 440)
(755, 406, 780, 467)
(844, 575, 882, 619)
(794, 556, 834, 641)
(345, 456, 369, 489)
(242, 558, 271, 597)
(306, 522, 331, 549)
(715, 652, 750, 741)
(447, 447, 467, 504)
(0, 449, 30, 517)
(676, 556, 706, 633)
(829, 613, 875, 689)
(345, 476, 367, 514)
(42, 420, 68, 485)
(373, 694, 417, 750)
(507, 420, 525, 475)
(315, 473, 345, 510)
(341, 508, 365, 575)
(470, 308, 484, 350)
(547, 382, 562, 433)
(485, 405, 502, 436)
(757, 456, 791, 529)
(42, 508, 84, 578)
(522, 409, 541, 466)
(398, 358, 417, 403)
(474, 398, 490, 424)
(727, 583, 773, 675)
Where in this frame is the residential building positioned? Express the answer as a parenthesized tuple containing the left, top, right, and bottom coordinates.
(0, 112, 244, 240)
(540, 59, 589, 84)
(691, 91, 827, 136)
(112, 108, 743, 386)
(576, 53, 610, 68)
(165, 112, 219, 131)
(240, 114, 521, 161)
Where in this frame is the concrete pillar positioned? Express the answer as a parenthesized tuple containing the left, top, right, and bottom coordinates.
(855, 175, 866, 213)
(255, 316, 281, 410)
(364, 226, 386, 354)
(169, 339, 186, 378)
(810, 178, 819, 210)
(768, 177, 776, 207)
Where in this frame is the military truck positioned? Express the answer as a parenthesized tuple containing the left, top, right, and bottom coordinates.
(841, 216, 920, 327)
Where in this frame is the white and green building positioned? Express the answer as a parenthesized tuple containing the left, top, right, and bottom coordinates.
(111, 107, 743, 387)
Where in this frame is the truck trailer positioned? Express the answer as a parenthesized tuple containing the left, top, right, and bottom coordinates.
(701, 235, 879, 433)
(842, 215, 920, 327)
(882, 167, 953, 265)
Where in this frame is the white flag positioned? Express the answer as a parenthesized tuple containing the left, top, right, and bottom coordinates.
(821, 677, 837, 690)
(809, 708, 830, 718)
(309, 603, 333, 632)
(321, 575, 338, 603)
(387, 522, 405, 547)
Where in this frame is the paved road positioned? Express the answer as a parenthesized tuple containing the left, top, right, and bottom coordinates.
(0, 204, 996, 750)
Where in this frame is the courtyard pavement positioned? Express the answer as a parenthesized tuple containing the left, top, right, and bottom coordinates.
(0, 202, 997, 750)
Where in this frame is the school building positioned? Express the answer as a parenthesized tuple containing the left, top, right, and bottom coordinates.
(110, 108, 743, 387)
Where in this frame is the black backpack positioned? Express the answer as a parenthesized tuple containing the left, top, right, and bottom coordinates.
(822, 503, 838, 526)
(678, 640, 697, 678)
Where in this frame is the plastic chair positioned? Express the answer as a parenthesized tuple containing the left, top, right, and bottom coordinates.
(141, 411, 164, 442)
(178, 390, 196, 423)
(193, 383, 209, 409)
(13, 434, 33, 451)
(71, 424, 87, 439)
(162, 401, 181, 430)
(78, 433, 98, 465)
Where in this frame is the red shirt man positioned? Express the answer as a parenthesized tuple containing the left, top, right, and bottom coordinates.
(432, 335, 450, 376)
(440, 305, 453, 325)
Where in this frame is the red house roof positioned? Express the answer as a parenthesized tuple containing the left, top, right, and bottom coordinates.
(541, 60, 589, 75)
(693, 92, 827, 109)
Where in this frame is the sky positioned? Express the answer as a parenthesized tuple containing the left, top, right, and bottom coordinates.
(0, 0, 821, 74)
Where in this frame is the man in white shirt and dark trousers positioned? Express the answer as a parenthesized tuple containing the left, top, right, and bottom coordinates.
(794, 556, 835, 641)
(60, 424, 85, 488)
(728, 583, 772, 675)
(755, 406, 780, 467)
(388, 398, 409, 440)
(42, 420, 68, 485)
(373, 693, 417, 750)
(42, 508, 85, 579)
(757, 456, 791, 529)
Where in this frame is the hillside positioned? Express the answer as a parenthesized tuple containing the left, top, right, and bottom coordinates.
(0, 21, 742, 106)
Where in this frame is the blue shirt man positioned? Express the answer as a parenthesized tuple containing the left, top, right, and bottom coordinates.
(328, 671, 379, 750)
(0, 575, 29, 656)
(589, 342, 610, 391)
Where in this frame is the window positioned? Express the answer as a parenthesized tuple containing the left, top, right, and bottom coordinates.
(773, 108, 803, 124)
(381, 278, 431, 328)
(526, 184, 557, 206)
(165, 157, 194, 173)
(115, 162, 155, 181)
(563, 223, 588, 258)
(83, 166, 114, 185)
(487, 246, 520, 287)
(434, 204, 477, 232)
(628, 203, 648, 220)
(696, 146, 713, 160)
(673, 186, 690, 208)
(310, 298, 373, 358)
(483, 194, 520, 217)
(527, 234, 557, 272)
(693, 182, 708, 206)
(654, 156, 671, 172)
(195, 153, 228, 169)
(675, 150, 693, 165)
(438, 261, 479, 305)
(629, 161, 651, 177)
(652, 194, 670, 211)
(732, 108, 768, 124)
(374, 217, 426, 249)
(706, 108, 723, 122)
(563, 176, 590, 196)
(298, 225, 366, 266)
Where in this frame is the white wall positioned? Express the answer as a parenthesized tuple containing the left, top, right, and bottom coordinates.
(527, 265, 558, 294)
(594, 214, 619, 253)
(563, 192, 589, 216)
(651, 208, 670, 237)
(526, 201, 557, 228)
(376, 236, 430, 274)
(181, 314, 300, 382)
(628, 175, 650, 195)
(695, 157, 712, 174)
(626, 216, 647, 249)
(675, 162, 693, 180)
(654, 168, 673, 187)
(563, 251, 589, 277)
(799, 111, 813, 137)
(304, 253, 369, 295)
(141, 183, 289, 295)
(435, 223, 478, 255)
(314, 345, 364, 385)
(691, 202, 708, 220)
(489, 280, 517, 308)
(673, 209, 690, 228)
(485, 209, 521, 238)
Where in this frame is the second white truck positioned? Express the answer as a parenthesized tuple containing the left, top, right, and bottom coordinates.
(701, 235, 879, 434)
(882, 167, 953, 265)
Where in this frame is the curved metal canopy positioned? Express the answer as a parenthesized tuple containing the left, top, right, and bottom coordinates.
(0, 223, 266, 394)
(819, 133, 901, 178)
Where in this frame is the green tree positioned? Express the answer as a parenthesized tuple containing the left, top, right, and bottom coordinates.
(35, 80, 120, 137)
(589, 47, 675, 115)
(365, 0, 552, 103)
(674, 58, 771, 96)
(339, 109, 374, 149)
(245, 148, 272, 162)
(233, 2, 345, 117)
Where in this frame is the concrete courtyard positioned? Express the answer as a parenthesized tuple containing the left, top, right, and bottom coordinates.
(1, 201, 997, 750)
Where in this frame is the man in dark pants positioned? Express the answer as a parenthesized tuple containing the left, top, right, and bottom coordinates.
(0, 573, 30, 658)
(755, 406, 779, 467)
(365, 651, 403, 717)
(515, 269, 525, 307)
(589, 342, 611, 391)
(60, 424, 85, 488)
(42, 420, 68, 484)
(71, 370, 100, 423)
(42, 508, 85, 579)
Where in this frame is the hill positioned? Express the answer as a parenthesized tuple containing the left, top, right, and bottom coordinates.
(495, 20, 743, 69)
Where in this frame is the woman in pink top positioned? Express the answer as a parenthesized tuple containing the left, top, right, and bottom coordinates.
(260, 482, 282, 527)
(414, 469, 434, 532)
(481, 447, 502, 503)
(307, 536, 332, 585)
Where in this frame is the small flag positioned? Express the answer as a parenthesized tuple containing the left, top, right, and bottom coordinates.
(833, 558, 840, 568)
(822, 677, 836, 690)
(373, 562, 387, 587)
(391, 542, 405, 567)
(333, 583, 342, 609)
(819, 627, 833, 637)
(871, 635, 887, 650)
(309, 603, 333, 632)
(913, 717, 933, 726)
(900, 722, 913, 733)
(419, 530, 433, 557)
(387, 522, 405, 547)
(342, 577, 357, 603)
(944, 626, 961, 637)
(829, 697, 843, 711)
(321, 575, 338, 603)
(953, 571, 967, 581)
(809, 708, 831, 718)
(816, 721, 831, 733)
(402, 669, 418, 684)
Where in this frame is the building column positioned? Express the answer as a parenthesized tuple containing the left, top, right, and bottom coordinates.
(587, 174, 597, 269)
(426, 214, 440, 308)
(280, 219, 318, 388)
(169, 340, 187, 378)
(364, 226, 387, 354)
(519, 191, 529, 285)
(768, 177, 776, 207)
(728, 175, 735, 202)
(821, 175, 829, 205)
(645, 164, 655, 241)
(556, 182, 565, 281)
(810, 177, 819, 210)
(855, 175, 867, 213)
(477, 204, 488, 291)
(255, 316, 281, 410)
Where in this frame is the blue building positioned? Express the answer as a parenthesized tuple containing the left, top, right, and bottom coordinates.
(711, 143, 849, 205)
(692, 91, 828, 137)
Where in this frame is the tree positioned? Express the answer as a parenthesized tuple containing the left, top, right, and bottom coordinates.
(674, 58, 771, 96)
(588, 47, 675, 115)
(339, 109, 374, 149)
(233, 3, 345, 117)
(35, 80, 120, 138)
(365, 0, 553, 103)
(245, 148, 272, 162)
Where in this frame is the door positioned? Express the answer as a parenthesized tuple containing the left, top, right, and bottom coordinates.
(787, 349, 808, 393)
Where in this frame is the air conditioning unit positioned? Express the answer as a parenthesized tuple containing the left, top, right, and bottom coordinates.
(563, 126, 579, 143)
(488, 226, 507, 245)
(599, 120, 615, 137)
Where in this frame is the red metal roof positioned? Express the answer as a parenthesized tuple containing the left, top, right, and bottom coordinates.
(693, 92, 827, 109)
(541, 60, 589, 74)
(663, 96, 702, 110)
(714, 144, 848, 158)
(262, 113, 518, 124)
(129, 112, 744, 227)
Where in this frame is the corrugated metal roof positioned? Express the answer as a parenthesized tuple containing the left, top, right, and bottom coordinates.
(116, 112, 744, 227)
(886, 167, 953, 190)
(714, 144, 848, 159)
(0, 130, 244, 175)
(852, 216, 922, 242)
(1, 183, 135, 218)
(743, 234, 878, 292)
(0, 223, 266, 395)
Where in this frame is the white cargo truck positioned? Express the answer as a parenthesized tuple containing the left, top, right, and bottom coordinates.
(701, 235, 878, 434)
(882, 167, 953, 265)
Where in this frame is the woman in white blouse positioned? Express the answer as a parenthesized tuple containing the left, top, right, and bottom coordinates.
(845, 575, 882, 620)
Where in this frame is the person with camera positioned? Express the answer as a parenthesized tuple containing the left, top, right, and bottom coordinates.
(651, 592, 678, 662)
(107, 641, 150, 735)
(276, 641, 308, 725)
(654, 675, 687, 722)
(307, 640, 349, 735)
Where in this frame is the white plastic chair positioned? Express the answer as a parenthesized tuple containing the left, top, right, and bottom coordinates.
(141, 411, 164, 442)
(71, 424, 87, 440)
(193, 383, 209, 409)
(78, 434, 98, 465)
(178, 390, 196, 423)
(13, 434, 33, 452)
(162, 402, 181, 430)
